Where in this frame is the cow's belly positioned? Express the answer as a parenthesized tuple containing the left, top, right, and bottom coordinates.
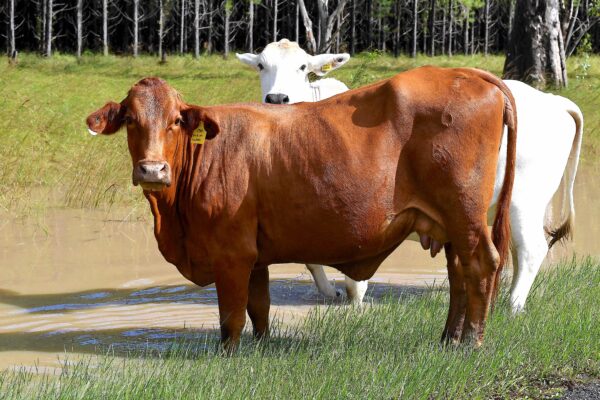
(256, 203, 438, 272)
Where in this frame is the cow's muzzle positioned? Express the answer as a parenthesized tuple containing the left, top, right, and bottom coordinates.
(265, 93, 290, 104)
(133, 161, 171, 191)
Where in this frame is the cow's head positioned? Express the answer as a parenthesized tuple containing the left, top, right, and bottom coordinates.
(236, 38, 350, 104)
(85, 77, 218, 192)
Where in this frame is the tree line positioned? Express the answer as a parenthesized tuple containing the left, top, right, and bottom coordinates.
(2, 0, 599, 84)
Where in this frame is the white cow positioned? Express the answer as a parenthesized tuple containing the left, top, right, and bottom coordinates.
(237, 39, 584, 312)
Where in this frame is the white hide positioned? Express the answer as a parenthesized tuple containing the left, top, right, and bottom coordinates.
(493, 80, 583, 312)
(236, 39, 350, 103)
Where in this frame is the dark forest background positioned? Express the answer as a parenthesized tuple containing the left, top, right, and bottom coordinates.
(1, 0, 599, 59)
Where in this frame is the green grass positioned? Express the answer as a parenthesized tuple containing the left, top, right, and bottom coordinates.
(0, 52, 599, 216)
(0, 258, 598, 399)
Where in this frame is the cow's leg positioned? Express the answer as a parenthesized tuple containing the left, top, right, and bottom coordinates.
(214, 263, 252, 352)
(460, 231, 500, 347)
(305, 264, 343, 298)
(508, 208, 548, 313)
(441, 243, 467, 344)
(247, 266, 270, 339)
(344, 277, 368, 304)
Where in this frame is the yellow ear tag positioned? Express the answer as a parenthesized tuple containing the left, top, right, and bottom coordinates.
(321, 63, 333, 73)
(191, 121, 207, 144)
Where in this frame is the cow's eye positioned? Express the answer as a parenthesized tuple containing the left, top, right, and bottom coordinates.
(174, 117, 182, 126)
(300, 64, 307, 71)
(124, 116, 133, 125)
(257, 63, 264, 71)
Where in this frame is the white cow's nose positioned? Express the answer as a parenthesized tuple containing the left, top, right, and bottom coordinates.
(265, 93, 290, 104)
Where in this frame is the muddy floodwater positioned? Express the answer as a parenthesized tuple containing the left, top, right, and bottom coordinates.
(1, 164, 598, 371)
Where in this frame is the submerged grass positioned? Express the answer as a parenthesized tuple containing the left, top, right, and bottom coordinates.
(0, 53, 599, 216)
(0, 258, 598, 399)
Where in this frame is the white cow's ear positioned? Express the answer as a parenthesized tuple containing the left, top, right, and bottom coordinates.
(236, 53, 260, 69)
(308, 53, 350, 76)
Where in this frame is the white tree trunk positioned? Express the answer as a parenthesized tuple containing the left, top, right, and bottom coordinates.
(297, 0, 316, 53)
(249, 0, 254, 52)
(9, 0, 16, 58)
(295, 0, 299, 43)
(46, 0, 53, 57)
(133, 0, 139, 57)
(180, 0, 186, 53)
(159, 0, 165, 61)
(76, 0, 83, 59)
(484, 0, 490, 56)
(412, 0, 418, 57)
(224, 0, 230, 57)
(103, 0, 108, 56)
(194, 0, 200, 57)
(273, 0, 278, 42)
(448, 0, 453, 56)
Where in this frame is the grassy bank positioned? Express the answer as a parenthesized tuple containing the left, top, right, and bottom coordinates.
(0, 258, 598, 399)
(0, 53, 599, 216)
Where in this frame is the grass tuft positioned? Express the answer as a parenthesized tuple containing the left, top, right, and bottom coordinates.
(0, 258, 598, 399)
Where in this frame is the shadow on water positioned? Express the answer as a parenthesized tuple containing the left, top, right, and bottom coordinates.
(0, 280, 437, 357)
(0, 280, 436, 313)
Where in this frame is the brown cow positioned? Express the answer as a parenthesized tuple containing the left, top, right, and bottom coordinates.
(86, 66, 516, 351)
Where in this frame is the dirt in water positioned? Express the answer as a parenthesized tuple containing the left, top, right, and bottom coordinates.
(0, 164, 596, 371)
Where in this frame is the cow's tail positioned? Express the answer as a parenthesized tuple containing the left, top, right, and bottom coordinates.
(545, 98, 584, 249)
(469, 69, 518, 304)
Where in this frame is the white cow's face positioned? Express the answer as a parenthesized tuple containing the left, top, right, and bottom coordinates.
(236, 39, 350, 104)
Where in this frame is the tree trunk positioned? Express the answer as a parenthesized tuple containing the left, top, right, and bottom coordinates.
(484, 0, 489, 56)
(448, 0, 453, 56)
(273, 0, 278, 41)
(429, 0, 436, 56)
(351, 0, 356, 54)
(133, 0, 139, 57)
(76, 0, 83, 59)
(194, 0, 200, 57)
(295, 0, 299, 43)
(159, 0, 164, 59)
(207, 0, 213, 54)
(508, 0, 514, 39)
(298, 0, 317, 53)
(103, 0, 108, 56)
(463, 7, 468, 56)
(503, 0, 567, 88)
(412, 0, 418, 57)
(249, 0, 254, 51)
(441, 1, 446, 55)
(180, 0, 186, 53)
(9, 0, 16, 59)
(394, 0, 401, 57)
(45, 0, 52, 57)
(224, 0, 230, 58)
(41, 0, 47, 54)
(470, 13, 475, 54)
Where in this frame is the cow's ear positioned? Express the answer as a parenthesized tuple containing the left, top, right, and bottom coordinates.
(86, 101, 126, 135)
(308, 53, 350, 76)
(236, 53, 260, 70)
(181, 107, 220, 141)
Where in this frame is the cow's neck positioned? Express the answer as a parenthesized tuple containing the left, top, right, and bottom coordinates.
(143, 134, 205, 279)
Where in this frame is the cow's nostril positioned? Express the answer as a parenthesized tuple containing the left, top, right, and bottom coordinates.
(140, 165, 148, 174)
(160, 164, 167, 172)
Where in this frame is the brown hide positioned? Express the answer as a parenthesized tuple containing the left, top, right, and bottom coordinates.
(86, 66, 517, 350)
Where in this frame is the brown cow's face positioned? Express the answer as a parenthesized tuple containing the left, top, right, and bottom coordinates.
(86, 78, 217, 192)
